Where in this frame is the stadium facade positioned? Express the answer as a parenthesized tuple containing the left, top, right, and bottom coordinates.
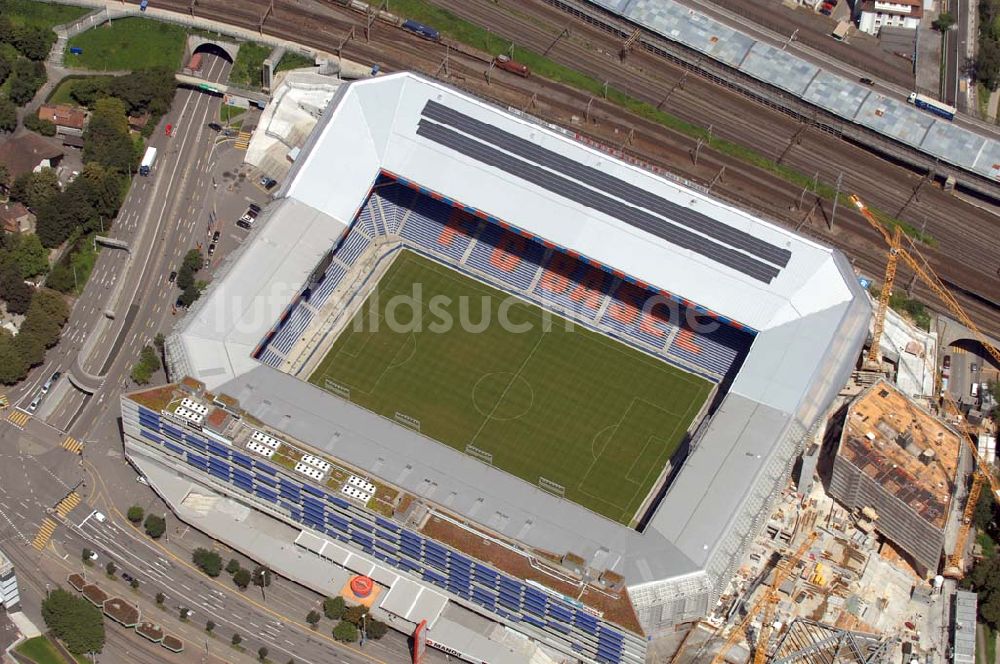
(126, 72, 869, 663)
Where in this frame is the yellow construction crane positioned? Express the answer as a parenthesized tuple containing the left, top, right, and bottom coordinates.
(849, 195, 1000, 369)
(942, 393, 1000, 578)
(849, 195, 1000, 578)
(710, 532, 819, 664)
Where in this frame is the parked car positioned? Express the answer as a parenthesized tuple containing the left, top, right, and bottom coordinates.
(207, 122, 222, 132)
(87, 550, 98, 561)
(165, 123, 173, 136)
(943, 354, 951, 369)
(859, 77, 874, 86)
(51, 371, 61, 382)
(136, 475, 149, 485)
(260, 176, 278, 191)
(819, 8, 831, 15)
(208, 243, 217, 257)
(27, 396, 40, 412)
(249, 203, 262, 214)
(971, 362, 978, 373)
(168, 270, 177, 284)
(212, 230, 221, 243)
(121, 572, 135, 583)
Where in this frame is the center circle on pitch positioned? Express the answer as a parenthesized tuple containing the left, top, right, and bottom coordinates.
(472, 372, 534, 421)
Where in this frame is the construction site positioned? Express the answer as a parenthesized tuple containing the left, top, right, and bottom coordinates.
(666, 196, 1000, 664)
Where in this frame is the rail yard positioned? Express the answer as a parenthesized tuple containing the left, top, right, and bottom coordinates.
(120, 0, 1000, 334)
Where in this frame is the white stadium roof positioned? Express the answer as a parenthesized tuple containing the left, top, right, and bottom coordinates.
(167, 72, 870, 636)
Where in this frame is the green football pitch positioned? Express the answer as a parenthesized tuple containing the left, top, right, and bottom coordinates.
(309, 251, 712, 524)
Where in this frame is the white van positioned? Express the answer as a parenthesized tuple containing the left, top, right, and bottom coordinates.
(972, 382, 979, 398)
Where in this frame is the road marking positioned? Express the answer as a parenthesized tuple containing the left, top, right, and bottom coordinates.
(61, 436, 84, 455)
(54, 491, 81, 518)
(6, 409, 30, 430)
(32, 517, 57, 550)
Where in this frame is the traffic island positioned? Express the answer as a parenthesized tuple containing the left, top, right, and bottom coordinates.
(80, 584, 108, 608)
(136, 621, 164, 643)
(162, 634, 184, 653)
(67, 573, 86, 591)
(103, 597, 140, 628)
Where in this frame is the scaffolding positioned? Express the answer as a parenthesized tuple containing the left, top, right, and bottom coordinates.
(769, 619, 896, 664)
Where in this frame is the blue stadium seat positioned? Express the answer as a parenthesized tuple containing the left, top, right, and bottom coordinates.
(465, 224, 544, 291)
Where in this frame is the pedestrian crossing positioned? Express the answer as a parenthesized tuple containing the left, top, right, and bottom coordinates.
(62, 436, 84, 455)
(55, 492, 81, 518)
(234, 131, 252, 150)
(7, 410, 30, 429)
(32, 518, 57, 551)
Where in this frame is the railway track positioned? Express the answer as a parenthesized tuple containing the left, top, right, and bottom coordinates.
(136, 0, 1000, 335)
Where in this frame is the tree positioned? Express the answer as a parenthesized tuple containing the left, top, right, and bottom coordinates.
(0, 163, 9, 195)
(0, 329, 26, 384)
(131, 344, 161, 385)
(206, 619, 215, 633)
(105, 561, 116, 576)
(70, 77, 112, 107)
(176, 249, 203, 291)
(306, 610, 321, 628)
(23, 113, 56, 136)
(933, 11, 956, 31)
(332, 620, 358, 643)
(154, 332, 165, 352)
(126, 506, 144, 523)
(11, 25, 53, 61)
(179, 607, 190, 621)
(231, 633, 243, 647)
(143, 513, 166, 539)
(8, 58, 46, 106)
(3, 233, 50, 279)
(0, 99, 15, 133)
(365, 619, 388, 640)
(155, 592, 165, 606)
(81, 548, 93, 563)
(83, 98, 134, 173)
(258, 646, 269, 661)
(233, 567, 252, 590)
(41, 588, 105, 655)
(177, 283, 202, 308)
(130, 578, 140, 590)
(192, 548, 223, 577)
(226, 558, 241, 575)
(0, 260, 33, 315)
(0, 52, 11, 89)
(10, 168, 60, 211)
(342, 604, 368, 627)
(322, 596, 345, 620)
(252, 565, 272, 589)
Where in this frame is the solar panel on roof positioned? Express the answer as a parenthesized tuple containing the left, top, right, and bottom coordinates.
(523, 615, 546, 629)
(376, 517, 400, 532)
(422, 101, 791, 268)
(301, 483, 324, 498)
(416, 118, 781, 283)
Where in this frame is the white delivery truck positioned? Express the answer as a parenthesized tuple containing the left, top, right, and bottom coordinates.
(139, 146, 157, 176)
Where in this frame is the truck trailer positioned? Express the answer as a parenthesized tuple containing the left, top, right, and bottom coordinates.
(139, 146, 157, 176)
(907, 92, 956, 121)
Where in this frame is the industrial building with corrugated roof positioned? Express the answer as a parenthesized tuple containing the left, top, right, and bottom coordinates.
(122, 72, 871, 663)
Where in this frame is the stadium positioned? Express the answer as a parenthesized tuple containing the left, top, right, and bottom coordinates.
(125, 72, 869, 663)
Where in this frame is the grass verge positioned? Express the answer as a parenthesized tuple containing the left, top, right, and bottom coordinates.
(15, 635, 73, 664)
(386, 0, 935, 245)
(228, 42, 271, 89)
(65, 17, 186, 71)
(45, 74, 114, 105)
(275, 51, 315, 73)
(0, 0, 89, 29)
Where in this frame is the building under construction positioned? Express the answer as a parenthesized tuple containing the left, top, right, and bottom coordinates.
(828, 380, 961, 576)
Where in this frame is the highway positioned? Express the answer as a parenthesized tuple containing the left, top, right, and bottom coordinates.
(0, 50, 441, 663)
